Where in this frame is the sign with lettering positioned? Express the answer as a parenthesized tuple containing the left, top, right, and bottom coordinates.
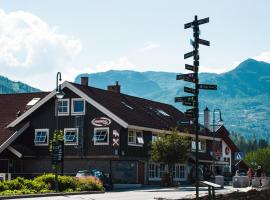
(112, 130, 120, 147)
(91, 117, 111, 127)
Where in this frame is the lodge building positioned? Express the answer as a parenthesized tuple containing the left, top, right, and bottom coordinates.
(0, 77, 239, 184)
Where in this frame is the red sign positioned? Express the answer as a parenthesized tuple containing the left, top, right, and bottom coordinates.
(91, 117, 111, 127)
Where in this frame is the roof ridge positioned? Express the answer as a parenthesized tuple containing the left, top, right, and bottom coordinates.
(0, 92, 49, 96)
(69, 82, 175, 107)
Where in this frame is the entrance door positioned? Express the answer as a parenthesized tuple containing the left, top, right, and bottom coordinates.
(138, 161, 145, 184)
(0, 159, 9, 173)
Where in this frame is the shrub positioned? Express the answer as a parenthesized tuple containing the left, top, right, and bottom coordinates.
(77, 177, 104, 191)
(58, 175, 77, 191)
(0, 181, 8, 191)
(34, 173, 56, 190)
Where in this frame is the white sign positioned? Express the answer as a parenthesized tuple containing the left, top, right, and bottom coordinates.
(91, 117, 111, 127)
(112, 130, 120, 146)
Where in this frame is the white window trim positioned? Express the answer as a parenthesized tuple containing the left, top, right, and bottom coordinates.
(71, 98, 85, 115)
(34, 129, 49, 146)
(94, 127, 109, 145)
(173, 164, 187, 181)
(128, 130, 143, 147)
(191, 139, 206, 153)
(57, 99, 70, 116)
(64, 128, 79, 145)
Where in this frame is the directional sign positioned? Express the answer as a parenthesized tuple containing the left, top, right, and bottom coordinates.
(176, 73, 195, 80)
(198, 84, 217, 90)
(184, 51, 194, 59)
(185, 64, 198, 72)
(198, 38, 210, 46)
(184, 87, 196, 94)
(184, 22, 193, 29)
(175, 96, 195, 103)
(235, 152, 244, 161)
(182, 101, 196, 107)
(52, 142, 63, 165)
(197, 17, 209, 25)
(177, 119, 193, 125)
(185, 112, 195, 118)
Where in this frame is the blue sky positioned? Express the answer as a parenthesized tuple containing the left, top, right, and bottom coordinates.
(0, 0, 269, 90)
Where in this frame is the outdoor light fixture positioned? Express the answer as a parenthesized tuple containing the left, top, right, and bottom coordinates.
(56, 72, 65, 99)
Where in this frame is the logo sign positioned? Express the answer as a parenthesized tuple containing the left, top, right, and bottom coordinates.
(112, 130, 120, 147)
(198, 84, 217, 90)
(91, 117, 111, 127)
(235, 152, 244, 161)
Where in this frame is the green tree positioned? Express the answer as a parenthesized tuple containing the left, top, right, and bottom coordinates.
(245, 147, 270, 174)
(150, 128, 190, 185)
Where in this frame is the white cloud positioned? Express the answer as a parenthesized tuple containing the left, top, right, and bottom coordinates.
(140, 42, 160, 52)
(0, 9, 82, 90)
(253, 51, 270, 63)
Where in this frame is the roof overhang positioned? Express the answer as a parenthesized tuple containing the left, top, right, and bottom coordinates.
(0, 122, 30, 153)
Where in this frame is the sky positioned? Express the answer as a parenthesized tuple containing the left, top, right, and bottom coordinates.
(0, 0, 270, 90)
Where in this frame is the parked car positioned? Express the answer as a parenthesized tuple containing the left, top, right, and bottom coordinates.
(76, 169, 112, 190)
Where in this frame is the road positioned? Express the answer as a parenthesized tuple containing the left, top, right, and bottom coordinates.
(15, 186, 252, 200)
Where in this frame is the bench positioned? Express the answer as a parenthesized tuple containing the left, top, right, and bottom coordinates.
(200, 181, 222, 200)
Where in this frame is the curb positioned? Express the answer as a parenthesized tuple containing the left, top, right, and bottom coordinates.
(0, 191, 105, 199)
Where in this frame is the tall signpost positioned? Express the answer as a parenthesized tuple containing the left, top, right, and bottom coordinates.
(175, 16, 217, 199)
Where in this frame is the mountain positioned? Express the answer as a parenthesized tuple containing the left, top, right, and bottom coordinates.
(0, 75, 40, 94)
(75, 59, 270, 139)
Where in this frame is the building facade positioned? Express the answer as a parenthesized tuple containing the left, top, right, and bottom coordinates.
(0, 77, 239, 184)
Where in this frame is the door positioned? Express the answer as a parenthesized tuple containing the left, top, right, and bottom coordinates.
(138, 161, 145, 184)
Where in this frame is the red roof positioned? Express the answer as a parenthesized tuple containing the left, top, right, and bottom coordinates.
(0, 92, 49, 147)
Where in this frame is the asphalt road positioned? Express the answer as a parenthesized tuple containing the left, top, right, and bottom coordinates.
(16, 186, 250, 200)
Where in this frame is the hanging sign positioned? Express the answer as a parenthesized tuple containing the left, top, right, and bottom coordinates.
(112, 130, 120, 147)
(91, 117, 111, 127)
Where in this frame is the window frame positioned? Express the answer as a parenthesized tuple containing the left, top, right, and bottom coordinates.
(64, 128, 79, 145)
(34, 129, 49, 146)
(191, 139, 206, 152)
(57, 99, 70, 116)
(173, 164, 186, 181)
(128, 130, 144, 147)
(71, 98, 85, 115)
(94, 127, 109, 145)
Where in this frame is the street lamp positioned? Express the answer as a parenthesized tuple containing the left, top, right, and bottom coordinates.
(54, 72, 64, 192)
(212, 109, 223, 175)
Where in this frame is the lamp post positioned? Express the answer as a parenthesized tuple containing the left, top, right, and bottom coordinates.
(54, 72, 65, 192)
(212, 109, 223, 175)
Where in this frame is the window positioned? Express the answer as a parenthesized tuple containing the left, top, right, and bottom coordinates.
(173, 164, 186, 180)
(191, 139, 206, 152)
(128, 130, 144, 146)
(159, 164, 166, 178)
(34, 129, 49, 146)
(148, 163, 167, 180)
(57, 99, 69, 116)
(64, 128, 78, 145)
(152, 133, 158, 142)
(94, 127, 109, 145)
(71, 98, 85, 115)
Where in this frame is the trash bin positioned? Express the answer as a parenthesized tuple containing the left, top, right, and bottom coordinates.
(233, 176, 249, 188)
(215, 175, 224, 188)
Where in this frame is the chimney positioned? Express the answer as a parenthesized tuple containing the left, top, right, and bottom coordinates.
(81, 76, 89, 86)
(204, 107, 210, 130)
(107, 81, 121, 93)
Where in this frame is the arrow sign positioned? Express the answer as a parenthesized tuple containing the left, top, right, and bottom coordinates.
(185, 64, 198, 72)
(182, 101, 196, 107)
(184, 51, 194, 59)
(198, 84, 217, 90)
(185, 112, 195, 118)
(175, 96, 195, 103)
(184, 87, 196, 94)
(198, 38, 210, 46)
(184, 22, 193, 29)
(176, 73, 195, 80)
(197, 17, 209, 25)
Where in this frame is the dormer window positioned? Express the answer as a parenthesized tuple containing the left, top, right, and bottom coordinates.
(57, 99, 69, 116)
(71, 98, 85, 115)
(34, 129, 49, 146)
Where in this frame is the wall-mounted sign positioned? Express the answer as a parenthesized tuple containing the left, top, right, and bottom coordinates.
(91, 117, 111, 127)
(112, 130, 120, 147)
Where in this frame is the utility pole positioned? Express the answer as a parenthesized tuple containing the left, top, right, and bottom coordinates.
(175, 15, 217, 199)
